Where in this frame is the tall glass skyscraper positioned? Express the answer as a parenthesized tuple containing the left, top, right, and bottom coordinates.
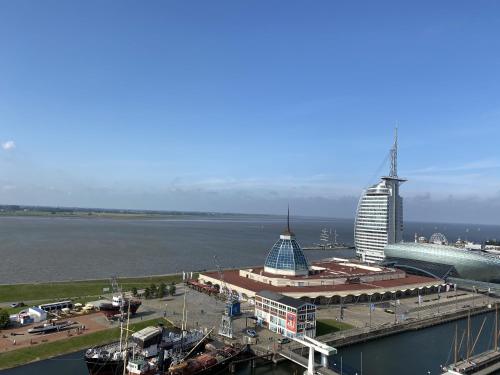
(355, 130, 406, 263)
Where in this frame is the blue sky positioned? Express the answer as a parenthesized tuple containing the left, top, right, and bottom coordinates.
(1, 1, 500, 223)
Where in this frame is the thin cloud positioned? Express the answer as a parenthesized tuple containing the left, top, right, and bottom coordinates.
(408, 159, 500, 174)
(2, 140, 16, 151)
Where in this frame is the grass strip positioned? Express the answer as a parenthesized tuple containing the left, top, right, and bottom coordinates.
(0, 275, 184, 304)
(0, 317, 172, 370)
(315, 319, 354, 336)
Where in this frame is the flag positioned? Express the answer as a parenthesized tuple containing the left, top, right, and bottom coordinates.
(182, 271, 185, 281)
(370, 303, 375, 312)
(446, 284, 450, 292)
(418, 295, 423, 305)
(454, 283, 457, 291)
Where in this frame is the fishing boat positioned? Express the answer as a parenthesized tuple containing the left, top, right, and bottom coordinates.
(98, 295, 142, 318)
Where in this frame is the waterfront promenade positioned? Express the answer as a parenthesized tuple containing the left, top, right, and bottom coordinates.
(1, 281, 497, 372)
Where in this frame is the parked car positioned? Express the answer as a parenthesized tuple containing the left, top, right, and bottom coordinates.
(278, 337, 291, 344)
(245, 329, 257, 337)
(9, 302, 24, 308)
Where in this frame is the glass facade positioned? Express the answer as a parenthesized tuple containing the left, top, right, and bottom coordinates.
(385, 242, 500, 283)
(264, 236, 309, 276)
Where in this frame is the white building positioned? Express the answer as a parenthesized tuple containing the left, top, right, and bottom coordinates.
(255, 290, 316, 338)
(355, 130, 405, 263)
(28, 306, 47, 322)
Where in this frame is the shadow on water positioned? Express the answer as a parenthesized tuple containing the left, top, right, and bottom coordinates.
(0, 350, 304, 375)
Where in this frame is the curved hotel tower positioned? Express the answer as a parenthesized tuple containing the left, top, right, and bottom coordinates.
(355, 130, 406, 263)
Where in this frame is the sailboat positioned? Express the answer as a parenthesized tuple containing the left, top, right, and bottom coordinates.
(441, 304, 500, 374)
(303, 228, 353, 250)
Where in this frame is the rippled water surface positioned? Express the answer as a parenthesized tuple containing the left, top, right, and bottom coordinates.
(0, 216, 497, 283)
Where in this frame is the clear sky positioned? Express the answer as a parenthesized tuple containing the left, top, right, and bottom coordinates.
(1, 1, 499, 224)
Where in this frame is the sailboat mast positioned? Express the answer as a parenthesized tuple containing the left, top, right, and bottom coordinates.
(467, 310, 471, 360)
(119, 294, 124, 354)
(496, 303, 499, 352)
(182, 288, 187, 331)
(122, 302, 131, 375)
(454, 324, 458, 364)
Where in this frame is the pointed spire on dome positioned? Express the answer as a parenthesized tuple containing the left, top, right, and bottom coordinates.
(264, 204, 309, 276)
(287, 205, 290, 232)
(282, 205, 295, 237)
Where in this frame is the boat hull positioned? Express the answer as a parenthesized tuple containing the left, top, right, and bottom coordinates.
(85, 357, 124, 375)
(99, 300, 142, 318)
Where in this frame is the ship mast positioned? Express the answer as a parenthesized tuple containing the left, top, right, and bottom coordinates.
(181, 287, 187, 332)
(122, 302, 132, 375)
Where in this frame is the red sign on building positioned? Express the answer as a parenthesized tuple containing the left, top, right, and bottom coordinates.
(286, 312, 297, 333)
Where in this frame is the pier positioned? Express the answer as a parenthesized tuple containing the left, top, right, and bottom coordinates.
(251, 336, 340, 375)
(319, 303, 497, 348)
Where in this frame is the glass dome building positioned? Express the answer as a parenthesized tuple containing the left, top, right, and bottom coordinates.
(264, 212, 309, 276)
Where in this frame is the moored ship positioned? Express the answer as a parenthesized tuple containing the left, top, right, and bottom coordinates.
(167, 341, 246, 375)
(85, 325, 205, 375)
(98, 295, 142, 318)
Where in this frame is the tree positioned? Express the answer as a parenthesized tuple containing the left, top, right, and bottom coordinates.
(169, 283, 176, 296)
(144, 287, 151, 299)
(150, 283, 158, 298)
(158, 283, 167, 298)
(0, 309, 9, 329)
(131, 287, 138, 297)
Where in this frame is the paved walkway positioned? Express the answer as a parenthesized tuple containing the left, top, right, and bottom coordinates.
(0, 312, 109, 353)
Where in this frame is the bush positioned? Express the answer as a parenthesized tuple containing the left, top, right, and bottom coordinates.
(0, 309, 9, 329)
(168, 284, 176, 296)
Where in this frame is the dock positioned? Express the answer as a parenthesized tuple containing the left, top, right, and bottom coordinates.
(251, 339, 340, 375)
(278, 348, 340, 375)
(319, 304, 496, 348)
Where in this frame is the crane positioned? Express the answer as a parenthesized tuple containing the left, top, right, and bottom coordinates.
(212, 254, 235, 338)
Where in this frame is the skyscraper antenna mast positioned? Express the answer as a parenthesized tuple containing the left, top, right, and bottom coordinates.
(390, 126, 398, 178)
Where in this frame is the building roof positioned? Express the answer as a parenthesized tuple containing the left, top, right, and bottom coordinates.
(28, 306, 46, 314)
(202, 268, 437, 296)
(131, 326, 162, 342)
(256, 290, 311, 309)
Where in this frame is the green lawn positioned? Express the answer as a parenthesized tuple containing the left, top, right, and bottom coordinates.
(0, 318, 173, 370)
(0, 275, 183, 304)
(316, 319, 354, 336)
